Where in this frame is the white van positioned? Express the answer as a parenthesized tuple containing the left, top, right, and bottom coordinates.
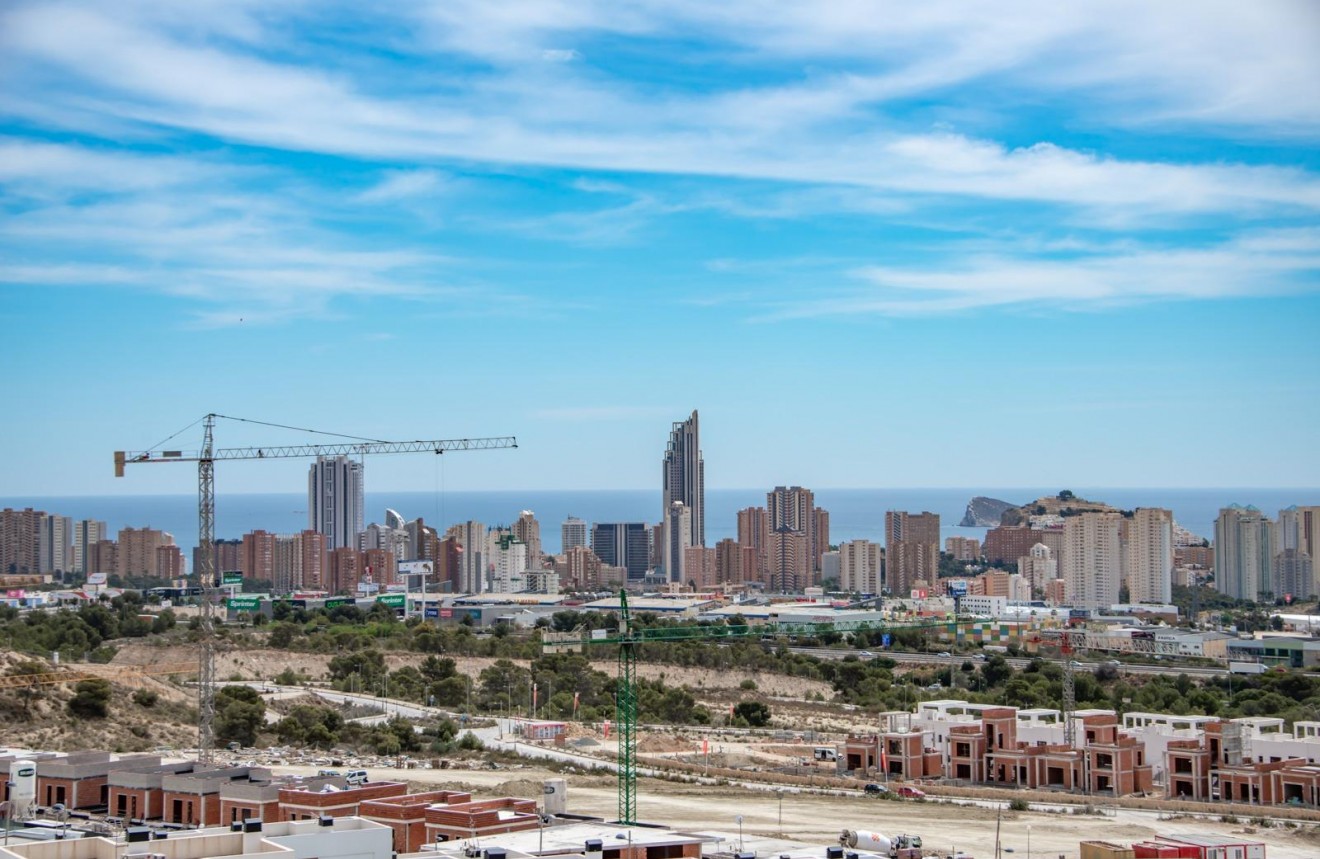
(345, 770, 369, 786)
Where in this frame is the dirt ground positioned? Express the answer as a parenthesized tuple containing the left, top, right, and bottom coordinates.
(270, 761, 1320, 859)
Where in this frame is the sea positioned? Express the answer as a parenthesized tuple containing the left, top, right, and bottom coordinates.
(2, 488, 1316, 563)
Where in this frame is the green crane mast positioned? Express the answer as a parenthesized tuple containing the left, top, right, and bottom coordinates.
(542, 589, 974, 825)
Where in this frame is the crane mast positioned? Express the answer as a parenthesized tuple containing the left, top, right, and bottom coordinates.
(543, 592, 974, 825)
(116, 413, 516, 764)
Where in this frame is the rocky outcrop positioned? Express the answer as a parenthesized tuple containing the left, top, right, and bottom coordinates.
(960, 496, 1017, 527)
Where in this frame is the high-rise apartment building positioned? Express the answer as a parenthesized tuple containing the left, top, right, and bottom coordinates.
(715, 538, 756, 586)
(561, 517, 588, 552)
(662, 410, 705, 549)
(1215, 505, 1275, 602)
(591, 522, 650, 581)
(768, 527, 809, 592)
(1274, 549, 1315, 601)
(513, 511, 542, 566)
(73, 519, 106, 576)
(663, 502, 692, 583)
(490, 532, 528, 593)
(117, 526, 177, 578)
(1293, 507, 1320, 570)
(1062, 511, 1122, 609)
(275, 530, 328, 592)
(563, 545, 603, 590)
(1, 508, 44, 574)
(736, 506, 770, 582)
(39, 514, 72, 574)
(683, 545, 717, 590)
(444, 520, 487, 594)
(308, 455, 364, 551)
(194, 539, 240, 582)
(886, 511, 940, 596)
(814, 507, 831, 572)
(1124, 508, 1174, 605)
(945, 537, 981, 562)
(88, 539, 117, 577)
(241, 530, 277, 583)
(837, 540, 883, 594)
(1017, 543, 1057, 595)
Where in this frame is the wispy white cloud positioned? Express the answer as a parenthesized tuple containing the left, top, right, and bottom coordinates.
(755, 229, 1320, 318)
(356, 169, 450, 203)
(2, 2, 1317, 224)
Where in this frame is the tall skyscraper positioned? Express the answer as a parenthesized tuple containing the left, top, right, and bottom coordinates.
(308, 455, 364, 551)
(662, 410, 705, 549)
(1215, 505, 1275, 601)
(513, 511, 542, 565)
(591, 522, 650, 581)
(1124, 508, 1174, 605)
(1062, 511, 1122, 609)
(885, 510, 940, 596)
(561, 516, 588, 552)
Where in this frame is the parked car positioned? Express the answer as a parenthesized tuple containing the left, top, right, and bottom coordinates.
(863, 783, 889, 795)
(936, 651, 952, 658)
(859, 650, 875, 658)
(897, 786, 926, 799)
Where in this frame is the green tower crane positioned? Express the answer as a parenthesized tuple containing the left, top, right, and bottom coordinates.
(542, 589, 972, 825)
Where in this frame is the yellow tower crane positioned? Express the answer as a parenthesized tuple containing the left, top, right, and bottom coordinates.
(115, 413, 516, 762)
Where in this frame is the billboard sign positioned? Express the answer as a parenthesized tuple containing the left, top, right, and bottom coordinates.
(324, 597, 355, 609)
(376, 593, 406, 608)
(424, 607, 439, 618)
(227, 596, 261, 611)
(221, 571, 243, 585)
(948, 580, 969, 597)
(86, 573, 108, 587)
(398, 560, 434, 576)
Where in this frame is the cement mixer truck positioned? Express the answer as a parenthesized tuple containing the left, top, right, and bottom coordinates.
(839, 830, 923, 859)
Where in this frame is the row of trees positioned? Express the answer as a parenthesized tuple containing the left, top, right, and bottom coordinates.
(0, 594, 176, 659)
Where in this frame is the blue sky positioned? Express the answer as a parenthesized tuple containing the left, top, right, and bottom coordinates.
(2, 1, 1318, 495)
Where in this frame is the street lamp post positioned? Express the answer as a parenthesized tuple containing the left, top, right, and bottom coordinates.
(1026, 824, 1031, 859)
(736, 815, 743, 852)
(777, 790, 783, 836)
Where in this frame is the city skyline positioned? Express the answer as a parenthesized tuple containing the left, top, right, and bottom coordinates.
(2, 3, 1319, 496)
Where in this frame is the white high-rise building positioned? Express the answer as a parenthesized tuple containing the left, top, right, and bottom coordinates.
(662, 411, 705, 549)
(444, 520, 487, 594)
(664, 501, 692, 583)
(1062, 511, 1122, 609)
(489, 533, 528, 593)
(1215, 505, 1275, 602)
(1125, 508, 1174, 605)
(308, 455, 364, 551)
(837, 539, 883, 594)
(73, 519, 106, 576)
(561, 516, 588, 552)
